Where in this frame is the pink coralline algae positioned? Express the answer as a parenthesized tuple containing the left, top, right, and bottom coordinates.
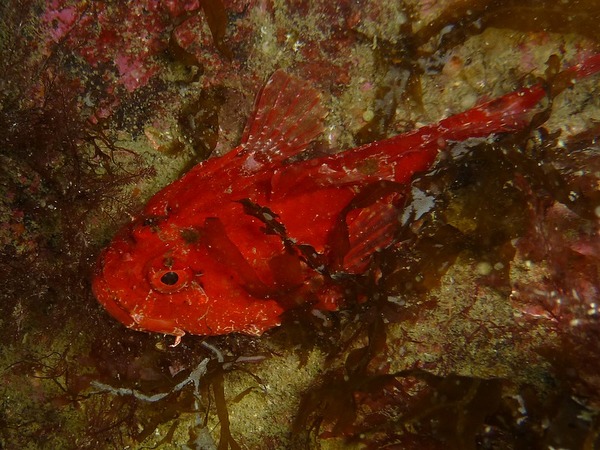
(40, 0, 225, 112)
(42, 1, 79, 43)
(42, 1, 172, 92)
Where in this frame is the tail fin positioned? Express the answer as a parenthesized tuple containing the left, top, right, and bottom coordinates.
(274, 53, 600, 196)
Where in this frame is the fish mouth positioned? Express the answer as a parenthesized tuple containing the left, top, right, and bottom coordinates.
(92, 255, 186, 338)
(91, 271, 138, 329)
(91, 247, 139, 329)
(129, 313, 185, 339)
(93, 275, 185, 338)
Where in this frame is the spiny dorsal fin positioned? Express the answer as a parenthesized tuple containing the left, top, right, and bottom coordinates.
(240, 70, 326, 168)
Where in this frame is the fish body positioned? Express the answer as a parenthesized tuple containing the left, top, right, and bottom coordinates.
(93, 56, 600, 343)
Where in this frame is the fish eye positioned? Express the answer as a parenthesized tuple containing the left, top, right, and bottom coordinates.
(161, 271, 179, 285)
(148, 268, 190, 294)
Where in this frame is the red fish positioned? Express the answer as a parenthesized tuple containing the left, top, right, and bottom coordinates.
(93, 56, 600, 345)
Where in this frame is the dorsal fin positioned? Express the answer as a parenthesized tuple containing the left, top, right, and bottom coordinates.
(240, 70, 326, 167)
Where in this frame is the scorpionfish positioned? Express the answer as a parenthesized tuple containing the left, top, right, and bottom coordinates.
(93, 56, 600, 345)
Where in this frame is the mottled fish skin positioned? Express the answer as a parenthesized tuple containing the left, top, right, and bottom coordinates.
(92, 56, 600, 344)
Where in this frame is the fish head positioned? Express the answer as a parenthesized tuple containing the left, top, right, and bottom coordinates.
(92, 215, 285, 339)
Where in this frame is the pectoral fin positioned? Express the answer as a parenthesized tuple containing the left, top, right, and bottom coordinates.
(328, 183, 404, 274)
(201, 217, 271, 297)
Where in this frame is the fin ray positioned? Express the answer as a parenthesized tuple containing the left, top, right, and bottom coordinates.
(240, 70, 326, 166)
(342, 198, 400, 274)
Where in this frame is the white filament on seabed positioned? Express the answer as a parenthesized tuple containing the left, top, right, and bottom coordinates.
(90, 358, 210, 403)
